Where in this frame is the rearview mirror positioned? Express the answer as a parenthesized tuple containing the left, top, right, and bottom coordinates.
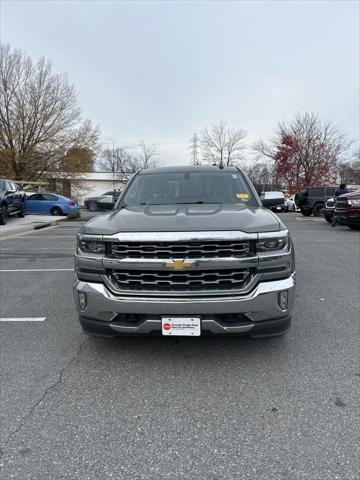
(262, 198, 284, 208)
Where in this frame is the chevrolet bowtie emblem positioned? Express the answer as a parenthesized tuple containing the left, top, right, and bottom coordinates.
(165, 259, 195, 270)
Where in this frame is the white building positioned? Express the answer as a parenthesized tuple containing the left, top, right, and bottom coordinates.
(41, 172, 128, 205)
(69, 172, 127, 204)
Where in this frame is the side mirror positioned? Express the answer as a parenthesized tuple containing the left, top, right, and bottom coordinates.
(262, 198, 284, 208)
(96, 195, 115, 210)
(6, 189, 16, 194)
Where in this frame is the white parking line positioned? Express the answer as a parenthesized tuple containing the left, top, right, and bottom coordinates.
(0, 317, 46, 322)
(0, 248, 74, 251)
(2, 236, 75, 239)
(0, 268, 74, 272)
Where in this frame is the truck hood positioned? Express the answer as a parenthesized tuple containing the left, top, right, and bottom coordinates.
(338, 191, 360, 199)
(82, 204, 284, 235)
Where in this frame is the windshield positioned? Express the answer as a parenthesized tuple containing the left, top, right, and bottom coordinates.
(122, 171, 257, 206)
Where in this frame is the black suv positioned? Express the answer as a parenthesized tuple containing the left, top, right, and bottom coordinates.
(294, 186, 337, 216)
(0, 179, 26, 225)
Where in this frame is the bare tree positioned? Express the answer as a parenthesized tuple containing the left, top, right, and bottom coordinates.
(189, 132, 200, 165)
(0, 43, 99, 180)
(338, 150, 360, 184)
(253, 112, 351, 192)
(243, 161, 279, 193)
(98, 147, 131, 188)
(200, 121, 246, 167)
(134, 139, 158, 169)
(98, 140, 158, 187)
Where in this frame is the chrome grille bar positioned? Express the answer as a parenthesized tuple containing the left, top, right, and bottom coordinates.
(107, 268, 252, 292)
(109, 241, 251, 259)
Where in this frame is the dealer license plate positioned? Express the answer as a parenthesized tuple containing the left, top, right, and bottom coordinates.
(161, 317, 201, 336)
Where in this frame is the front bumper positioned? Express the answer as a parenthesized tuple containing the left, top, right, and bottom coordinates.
(73, 274, 296, 336)
(335, 208, 360, 226)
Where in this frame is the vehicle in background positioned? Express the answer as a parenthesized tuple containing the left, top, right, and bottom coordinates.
(261, 191, 287, 212)
(294, 186, 337, 217)
(74, 166, 295, 339)
(333, 190, 360, 230)
(25, 192, 79, 216)
(323, 197, 335, 223)
(0, 179, 26, 225)
(285, 195, 299, 212)
(84, 190, 122, 211)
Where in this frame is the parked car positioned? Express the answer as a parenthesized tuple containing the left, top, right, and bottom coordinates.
(333, 190, 360, 230)
(261, 191, 286, 212)
(74, 166, 295, 338)
(0, 179, 26, 225)
(323, 197, 335, 223)
(294, 186, 337, 216)
(84, 190, 122, 211)
(285, 195, 299, 212)
(25, 192, 79, 216)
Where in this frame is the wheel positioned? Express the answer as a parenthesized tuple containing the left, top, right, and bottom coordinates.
(348, 225, 360, 230)
(294, 192, 305, 207)
(89, 201, 99, 212)
(312, 203, 324, 217)
(0, 204, 8, 225)
(300, 210, 312, 216)
(51, 206, 63, 216)
(324, 214, 332, 224)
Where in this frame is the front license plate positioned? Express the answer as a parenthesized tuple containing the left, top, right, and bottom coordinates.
(161, 317, 201, 336)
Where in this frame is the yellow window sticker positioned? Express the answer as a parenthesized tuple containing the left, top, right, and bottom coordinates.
(236, 193, 249, 199)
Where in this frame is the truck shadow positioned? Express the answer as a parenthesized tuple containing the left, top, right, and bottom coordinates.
(86, 333, 290, 365)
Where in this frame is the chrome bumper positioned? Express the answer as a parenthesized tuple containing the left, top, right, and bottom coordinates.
(73, 274, 296, 335)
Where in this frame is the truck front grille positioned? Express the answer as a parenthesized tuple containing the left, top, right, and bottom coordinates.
(107, 268, 252, 292)
(335, 198, 348, 209)
(108, 241, 251, 259)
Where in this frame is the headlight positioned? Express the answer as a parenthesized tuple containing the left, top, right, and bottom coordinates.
(77, 238, 105, 254)
(257, 234, 289, 253)
(348, 199, 360, 207)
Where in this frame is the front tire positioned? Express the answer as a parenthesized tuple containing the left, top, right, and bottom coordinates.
(51, 206, 63, 216)
(301, 210, 312, 216)
(348, 225, 360, 230)
(312, 203, 324, 217)
(0, 204, 8, 225)
(89, 201, 99, 212)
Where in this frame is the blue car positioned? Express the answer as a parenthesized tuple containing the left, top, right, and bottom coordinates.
(25, 192, 79, 216)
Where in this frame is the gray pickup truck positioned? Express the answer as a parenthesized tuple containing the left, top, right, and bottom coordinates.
(73, 166, 295, 338)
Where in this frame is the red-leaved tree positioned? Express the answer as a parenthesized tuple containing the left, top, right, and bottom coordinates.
(254, 113, 351, 192)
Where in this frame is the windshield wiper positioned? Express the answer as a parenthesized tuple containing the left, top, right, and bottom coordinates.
(174, 201, 220, 205)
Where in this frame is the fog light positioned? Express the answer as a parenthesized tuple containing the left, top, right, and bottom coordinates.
(278, 291, 288, 310)
(78, 292, 87, 311)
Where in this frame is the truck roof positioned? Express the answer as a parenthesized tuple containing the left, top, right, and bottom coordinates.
(139, 165, 239, 175)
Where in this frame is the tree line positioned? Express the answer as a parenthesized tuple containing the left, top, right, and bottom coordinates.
(1, 43, 359, 193)
(191, 115, 358, 193)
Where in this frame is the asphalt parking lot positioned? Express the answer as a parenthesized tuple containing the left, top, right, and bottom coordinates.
(0, 213, 359, 480)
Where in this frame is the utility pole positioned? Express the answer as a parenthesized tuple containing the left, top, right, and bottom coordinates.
(189, 133, 200, 166)
(112, 139, 116, 190)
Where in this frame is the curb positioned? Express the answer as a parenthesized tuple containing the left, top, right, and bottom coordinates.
(0, 217, 68, 240)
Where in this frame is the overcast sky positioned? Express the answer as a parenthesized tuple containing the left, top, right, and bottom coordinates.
(1, 0, 359, 165)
